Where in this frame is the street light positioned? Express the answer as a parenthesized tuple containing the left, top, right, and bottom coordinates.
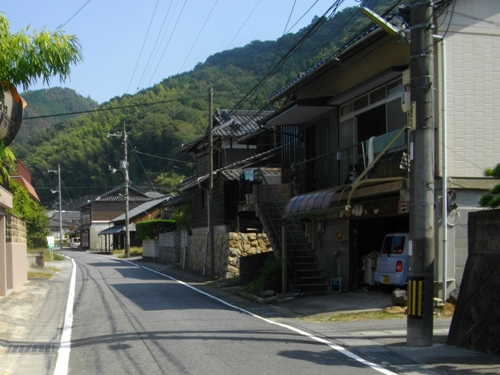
(48, 164, 63, 250)
(107, 124, 130, 258)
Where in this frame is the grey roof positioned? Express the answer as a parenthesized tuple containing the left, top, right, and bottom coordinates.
(179, 147, 281, 191)
(111, 195, 171, 222)
(181, 109, 272, 152)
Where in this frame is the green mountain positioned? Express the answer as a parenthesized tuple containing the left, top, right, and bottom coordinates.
(17, 87, 98, 143)
(10, 0, 401, 209)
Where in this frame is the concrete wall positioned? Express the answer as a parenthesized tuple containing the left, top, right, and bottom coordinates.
(448, 209, 500, 355)
(7, 243, 27, 291)
(143, 239, 159, 261)
(158, 232, 181, 264)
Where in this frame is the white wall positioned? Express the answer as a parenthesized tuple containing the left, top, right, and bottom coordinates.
(442, 1, 500, 177)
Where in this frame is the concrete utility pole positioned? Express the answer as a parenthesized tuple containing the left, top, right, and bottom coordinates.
(208, 88, 215, 278)
(107, 126, 130, 257)
(124, 124, 130, 258)
(48, 164, 63, 250)
(407, 0, 434, 347)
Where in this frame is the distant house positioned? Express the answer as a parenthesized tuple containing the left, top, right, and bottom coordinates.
(10, 160, 39, 202)
(98, 195, 171, 252)
(47, 210, 80, 240)
(77, 185, 153, 251)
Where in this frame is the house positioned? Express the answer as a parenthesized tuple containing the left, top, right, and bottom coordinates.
(0, 85, 28, 296)
(258, 0, 500, 297)
(77, 184, 153, 251)
(3, 160, 37, 296)
(98, 195, 171, 253)
(179, 109, 281, 278)
(47, 210, 80, 241)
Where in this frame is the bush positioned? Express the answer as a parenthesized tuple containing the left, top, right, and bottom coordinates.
(136, 220, 176, 240)
(244, 256, 283, 293)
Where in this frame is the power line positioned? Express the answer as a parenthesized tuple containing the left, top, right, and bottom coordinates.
(57, 0, 91, 30)
(22, 95, 208, 120)
(126, 0, 161, 94)
(136, 0, 176, 92)
(177, 0, 219, 74)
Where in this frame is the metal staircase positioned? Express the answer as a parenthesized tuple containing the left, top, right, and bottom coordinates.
(254, 169, 328, 293)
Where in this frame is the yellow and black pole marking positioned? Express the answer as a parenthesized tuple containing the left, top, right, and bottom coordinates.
(407, 277, 425, 318)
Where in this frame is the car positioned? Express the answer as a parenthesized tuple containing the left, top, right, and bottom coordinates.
(373, 233, 409, 287)
(69, 237, 80, 249)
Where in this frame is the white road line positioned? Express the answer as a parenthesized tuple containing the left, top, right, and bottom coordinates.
(133, 261, 398, 375)
(54, 257, 76, 375)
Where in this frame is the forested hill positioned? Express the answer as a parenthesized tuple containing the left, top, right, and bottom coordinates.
(11, 0, 401, 208)
(17, 88, 98, 143)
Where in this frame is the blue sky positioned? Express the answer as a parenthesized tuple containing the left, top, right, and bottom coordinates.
(3, 0, 360, 103)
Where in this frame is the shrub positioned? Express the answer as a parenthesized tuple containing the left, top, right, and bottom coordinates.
(136, 220, 176, 240)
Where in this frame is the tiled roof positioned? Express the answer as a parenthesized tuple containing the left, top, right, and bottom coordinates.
(111, 195, 171, 222)
(179, 147, 281, 191)
(181, 109, 272, 152)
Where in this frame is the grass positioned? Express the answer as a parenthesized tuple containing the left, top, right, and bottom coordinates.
(300, 303, 455, 323)
(112, 247, 143, 258)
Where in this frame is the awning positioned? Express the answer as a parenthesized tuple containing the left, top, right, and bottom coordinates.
(98, 226, 124, 236)
(262, 98, 334, 126)
(284, 187, 345, 217)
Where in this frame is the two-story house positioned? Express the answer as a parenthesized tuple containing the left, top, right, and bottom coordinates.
(260, 0, 500, 298)
(77, 184, 153, 251)
(179, 109, 281, 278)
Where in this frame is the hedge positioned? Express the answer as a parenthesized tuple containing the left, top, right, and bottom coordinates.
(136, 220, 176, 240)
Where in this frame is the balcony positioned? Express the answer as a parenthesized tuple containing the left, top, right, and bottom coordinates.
(298, 128, 408, 193)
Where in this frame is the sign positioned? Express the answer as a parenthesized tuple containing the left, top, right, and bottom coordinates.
(47, 236, 55, 249)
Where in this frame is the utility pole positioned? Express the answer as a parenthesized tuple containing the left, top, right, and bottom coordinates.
(208, 88, 215, 278)
(108, 125, 130, 258)
(48, 164, 63, 250)
(123, 124, 130, 258)
(407, 0, 434, 347)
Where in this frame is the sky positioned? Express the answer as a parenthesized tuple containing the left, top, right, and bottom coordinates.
(3, 0, 361, 104)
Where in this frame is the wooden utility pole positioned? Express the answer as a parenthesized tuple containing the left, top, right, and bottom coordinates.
(407, 0, 434, 347)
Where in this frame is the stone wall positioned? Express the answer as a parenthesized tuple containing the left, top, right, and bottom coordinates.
(186, 227, 272, 279)
(6, 215, 26, 243)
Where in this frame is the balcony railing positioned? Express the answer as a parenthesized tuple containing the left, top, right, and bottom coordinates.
(296, 128, 409, 193)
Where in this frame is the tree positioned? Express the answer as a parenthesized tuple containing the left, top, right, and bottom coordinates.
(0, 13, 82, 90)
(0, 12, 82, 183)
(479, 163, 500, 208)
(8, 181, 49, 248)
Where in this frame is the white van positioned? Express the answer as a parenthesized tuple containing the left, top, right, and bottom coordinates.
(69, 237, 80, 249)
(373, 233, 409, 287)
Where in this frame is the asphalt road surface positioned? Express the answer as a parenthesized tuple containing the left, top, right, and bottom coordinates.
(61, 251, 395, 375)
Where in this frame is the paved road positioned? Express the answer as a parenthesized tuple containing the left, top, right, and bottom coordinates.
(63, 251, 395, 375)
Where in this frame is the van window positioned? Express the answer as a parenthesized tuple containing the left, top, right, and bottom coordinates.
(381, 235, 406, 255)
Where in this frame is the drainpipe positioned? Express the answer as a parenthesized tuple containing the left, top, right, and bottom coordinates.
(434, 34, 447, 302)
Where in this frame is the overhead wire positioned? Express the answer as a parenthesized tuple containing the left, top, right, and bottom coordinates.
(126, 0, 161, 94)
(225, 0, 263, 50)
(146, 0, 188, 88)
(229, 0, 346, 116)
(56, 0, 91, 30)
(177, 0, 219, 74)
(136, 0, 177, 91)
